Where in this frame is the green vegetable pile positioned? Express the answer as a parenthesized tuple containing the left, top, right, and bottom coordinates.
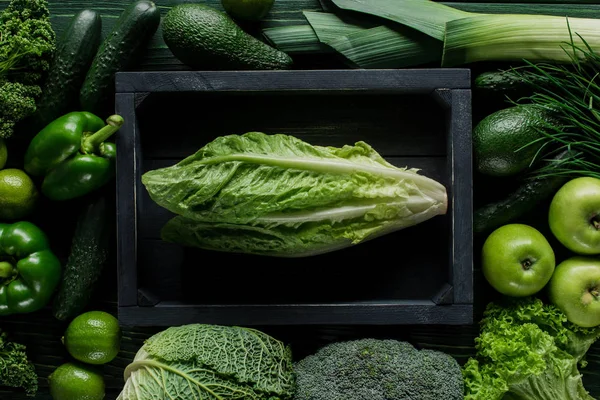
(0, 0, 55, 139)
(294, 338, 464, 400)
(0, 329, 37, 396)
(463, 297, 600, 400)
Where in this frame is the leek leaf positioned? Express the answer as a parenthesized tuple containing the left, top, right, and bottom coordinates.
(327, 25, 442, 68)
(262, 25, 326, 54)
(301, 11, 442, 68)
(329, 0, 474, 40)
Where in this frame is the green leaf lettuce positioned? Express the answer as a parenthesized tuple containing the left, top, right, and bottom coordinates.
(463, 297, 600, 400)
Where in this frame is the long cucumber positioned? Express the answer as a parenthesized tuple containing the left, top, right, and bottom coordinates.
(30, 10, 102, 132)
(474, 151, 571, 235)
(53, 195, 111, 321)
(80, 0, 160, 117)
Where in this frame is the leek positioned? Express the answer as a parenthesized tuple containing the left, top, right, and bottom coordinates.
(442, 14, 600, 66)
(264, 0, 600, 68)
(330, 0, 600, 66)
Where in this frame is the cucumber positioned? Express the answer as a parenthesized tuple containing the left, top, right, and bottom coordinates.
(80, 0, 161, 117)
(53, 196, 111, 321)
(474, 151, 571, 235)
(30, 10, 102, 131)
(474, 69, 552, 95)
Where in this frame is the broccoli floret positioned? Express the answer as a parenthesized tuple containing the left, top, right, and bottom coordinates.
(0, 329, 38, 396)
(0, 0, 55, 138)
(293, 338, 464, 400)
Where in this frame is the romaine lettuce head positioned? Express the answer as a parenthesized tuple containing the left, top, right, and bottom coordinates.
(117, 324, 295, 400)
(142, 132, 448, 257)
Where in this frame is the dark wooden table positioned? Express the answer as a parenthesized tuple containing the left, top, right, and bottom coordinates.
(1, 0, 600, 398)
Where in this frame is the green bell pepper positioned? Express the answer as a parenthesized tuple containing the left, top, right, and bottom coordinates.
(24, 111, 124, 201)
(0, 221, 61, 316)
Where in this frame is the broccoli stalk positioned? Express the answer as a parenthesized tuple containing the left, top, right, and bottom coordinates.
(0, 0, 55, 139)
(294, 338, 464, 400)
(463, 297, 600, 400)
(0, 329, 38, 396)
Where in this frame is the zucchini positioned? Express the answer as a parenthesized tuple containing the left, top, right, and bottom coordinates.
(53, 195, 111, 321)
(80, 0, 161, 117)
(474, 151, 571, 235)
(30, 10, 102, 131)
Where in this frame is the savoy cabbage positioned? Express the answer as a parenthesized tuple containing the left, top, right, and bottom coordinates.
(117, 324, 295, 400)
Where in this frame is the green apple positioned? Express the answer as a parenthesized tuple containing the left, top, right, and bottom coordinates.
(549, 176, 600, 255)
(482, 223, 555, 297)
(549, 256, 600, 328)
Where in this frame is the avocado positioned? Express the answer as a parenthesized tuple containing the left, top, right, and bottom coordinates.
(162, 4, 293, 70)
(473, 104, 553, 177)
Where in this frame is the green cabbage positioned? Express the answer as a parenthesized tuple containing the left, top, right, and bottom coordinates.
(117, 324, 295, 400)
(142, 132, 448, 257)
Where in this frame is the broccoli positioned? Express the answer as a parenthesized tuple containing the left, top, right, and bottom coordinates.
(0, 0, 55, 139)
(293, 338, 464, 400)
(463, 297, 600, 400)
(0, 329, 38, 396)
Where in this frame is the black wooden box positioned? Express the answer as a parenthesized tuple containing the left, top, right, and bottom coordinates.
(114, 69, 473, 327)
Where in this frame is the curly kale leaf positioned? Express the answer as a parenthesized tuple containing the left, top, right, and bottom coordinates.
(0, 330, 38, 396)
(0, 0, 55, 138)
(463, 297, 600, 400)
(117, 324, 295, 400)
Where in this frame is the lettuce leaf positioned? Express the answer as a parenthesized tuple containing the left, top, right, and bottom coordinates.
(463, 298, 600, 400)
(142, 132, 448, 257)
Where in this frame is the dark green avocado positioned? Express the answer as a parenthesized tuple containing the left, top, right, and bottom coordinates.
(473, 104, 552, 177)
(162, 4, 293, 70)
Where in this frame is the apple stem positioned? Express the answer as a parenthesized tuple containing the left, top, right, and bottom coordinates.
(591, 288, 599, 298)
(521, 259, 533, 270)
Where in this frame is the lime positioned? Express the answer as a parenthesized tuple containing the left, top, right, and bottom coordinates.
(221, 0, 275, 21)
(0, 139, 6, 169)
(63, 311, 121, 365)
(0, 169, 39, 220)
(48, 362, 105, 400)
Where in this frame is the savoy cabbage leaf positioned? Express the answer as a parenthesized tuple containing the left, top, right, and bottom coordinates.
(142, 132, 448, 257)
(117, 324, 294, 400)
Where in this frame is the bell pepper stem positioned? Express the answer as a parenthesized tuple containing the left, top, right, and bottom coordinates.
(81, 114, 125, 154)
(0, 261, 13, 279)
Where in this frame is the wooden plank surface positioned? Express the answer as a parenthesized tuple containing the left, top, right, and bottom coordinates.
(1, 0, 600, 399)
